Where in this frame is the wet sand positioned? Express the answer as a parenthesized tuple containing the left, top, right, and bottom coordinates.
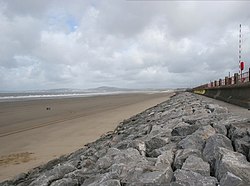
(0, 92, 174, 181)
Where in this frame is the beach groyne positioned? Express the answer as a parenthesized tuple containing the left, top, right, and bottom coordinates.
(1, 92, 250, 186)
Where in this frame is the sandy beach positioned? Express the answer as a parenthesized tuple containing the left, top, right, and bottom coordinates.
(0, 92, 174, 181)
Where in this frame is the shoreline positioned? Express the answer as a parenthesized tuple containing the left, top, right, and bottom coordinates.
(0, 90, 171, 103)
(0, 92, 174, 181)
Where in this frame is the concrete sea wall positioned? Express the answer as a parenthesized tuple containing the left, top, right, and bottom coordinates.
(1, 92, 250, 186)
(194, 82, 250, 109)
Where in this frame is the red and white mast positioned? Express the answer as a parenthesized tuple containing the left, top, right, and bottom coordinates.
(239, 24, 245, 81)
(239, 24, 242, 78)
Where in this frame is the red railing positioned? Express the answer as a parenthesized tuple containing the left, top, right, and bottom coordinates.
(194, 68, 250, 89)
(241, 71, 249, 83)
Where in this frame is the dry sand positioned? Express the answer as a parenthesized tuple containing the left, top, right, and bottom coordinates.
(0, 92, 174, 181)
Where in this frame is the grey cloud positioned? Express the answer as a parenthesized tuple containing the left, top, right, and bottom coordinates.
(0, 0, 250, 91)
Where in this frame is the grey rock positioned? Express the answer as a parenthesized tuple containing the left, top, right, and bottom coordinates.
(94, 148, 107, 159)
(82, 172, 118, 186)
(170, 136, 185, 143)
(109, 148, 144, 164)
(96, 156, 113, 170)
(172, 169, 217, 186)
(203, 134, 233, 173)
(120, 166, 145, 184)
(110, 163, 127, 177)
(147, 144, 175, 158)
(205, 104, 228, 113)
(234, 138, 250, 158)
(228, 123, 248, 141)
(171, 122, 198, 136)
(215, 147, 250, 185)
(178, 125, 216, 151)
(113, 148, 146, 164)
(220, 172, 243, 186)
(38, 155, 68, 172)
(195, 118, 214, 127)
(67, 148, 87, 160)
(227, 122, 250, 158)
(81, 158, 95, 168)
(145, 137, 168, 153)
(64, 170, 87, 184)
(177, 134, 205, 151)
(12, 173, 27, 185)
(182, 155, 210, 176)
(129, 140, 146, 156)
(182, 117, 197, 125)
(83, 147, 97, 156)
(138, 170, 172, 185)
(99, 179, 121, 186)
(114, 140, 131, 150)
(149, 125, 163, 136)
(211, 123, 227, 135)
(155, 150, 174, 170)
(96, 148, 121, 170)
(29, 163, 76, 186)
(170, 182, 185, 186)
(50, 178, 78, 186)
(174, 148, 202, 170)
(194, 125, 216, 141)
(0, 181, 12, 186)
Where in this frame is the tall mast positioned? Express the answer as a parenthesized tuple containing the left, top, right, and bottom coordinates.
(239, 24, 242, 78)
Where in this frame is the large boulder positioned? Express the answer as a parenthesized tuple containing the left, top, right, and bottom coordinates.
(181, 155, 210, 176)
(228, 122, 250, 158)
(174, 149, 202, 170)
(29, 163, 77, 186)
(205, 104, 228, 113)
(50, 178, 78, 186)
(215, 147, 250, 185)
(178, 125, 216, 151)
(99, 179, 121, 186)
(219, 172, 243, 186)
(228, 123, 249, 141)
(171, 169, 218, 186)
(138, 170, 173, 185)
(194, 125, 216, 141)
(145, 137, 169, 152)
(171, 122, 198, 136)
(155, 150, 174, 170)
(203, 134, 233, 174)
(129, 140, 147, 156)
(120, 165, 173, 186)
(234, 138, 250, 158)
(82, 172, 119, 186)
(177, 134, 205, 151)
(210, 122, 227, 136)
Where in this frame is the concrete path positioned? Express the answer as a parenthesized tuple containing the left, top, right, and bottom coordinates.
(196, 94, 250, 120)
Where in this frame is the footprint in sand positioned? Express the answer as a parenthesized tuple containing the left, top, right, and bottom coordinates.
(0, 152, 36, 166)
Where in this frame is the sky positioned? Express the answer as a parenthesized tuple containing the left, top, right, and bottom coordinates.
(0, 0, 250, 91)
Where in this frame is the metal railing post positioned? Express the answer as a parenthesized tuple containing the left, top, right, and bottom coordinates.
(249, 68, 250, 82)
(234, 73, 239, 84)
(219, 79, 222, 86)
(225, 76, 229, 85)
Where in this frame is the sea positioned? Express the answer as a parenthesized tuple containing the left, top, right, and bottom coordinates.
(0, 89, 172, 102)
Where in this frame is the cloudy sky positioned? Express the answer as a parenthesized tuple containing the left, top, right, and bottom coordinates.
(0, 0, 250, 91)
